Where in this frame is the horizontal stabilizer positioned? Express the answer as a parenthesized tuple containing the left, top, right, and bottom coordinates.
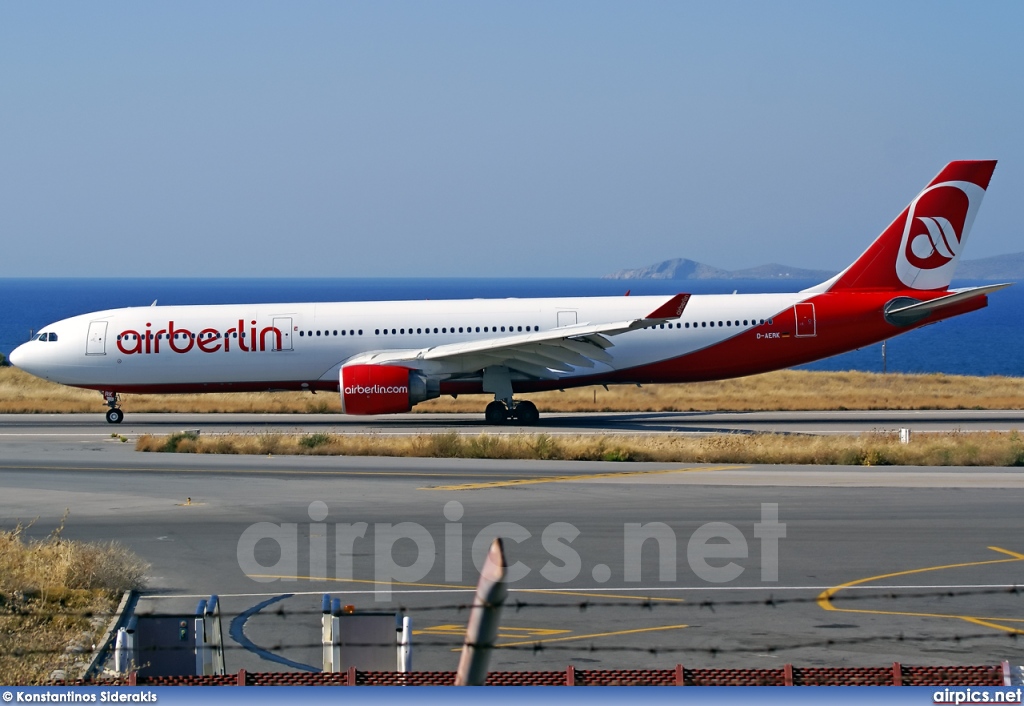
(884, 283, 1012, 326)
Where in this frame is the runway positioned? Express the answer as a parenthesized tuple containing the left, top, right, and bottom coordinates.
(2, 408, 1023, 442)
(1, 412, 1022, 674)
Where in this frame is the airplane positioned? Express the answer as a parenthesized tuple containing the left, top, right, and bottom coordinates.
(9, 160, 1010, 425)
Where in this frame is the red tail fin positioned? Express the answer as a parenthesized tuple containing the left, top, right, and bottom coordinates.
(823, 160, 996, 292)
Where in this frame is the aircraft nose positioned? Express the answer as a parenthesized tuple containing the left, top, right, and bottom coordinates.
(7, 343, 28, 369)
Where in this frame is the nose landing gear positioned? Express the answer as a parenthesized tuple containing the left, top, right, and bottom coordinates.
(102, 391, 123, 424)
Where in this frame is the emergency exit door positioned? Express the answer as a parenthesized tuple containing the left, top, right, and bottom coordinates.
(86, 321, 107, 355)
(794, 303, 816, 337)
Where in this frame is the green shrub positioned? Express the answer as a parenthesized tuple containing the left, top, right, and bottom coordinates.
(162, 431, 199, 453)
(299, 432, 332, 449)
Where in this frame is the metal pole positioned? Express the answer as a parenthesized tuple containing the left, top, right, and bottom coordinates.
(882, 340, 887, 374)
(321, 594, 333, 672)
(398, 615, 412, 673)
(125, 616, 138, 673)
(194, 599, 208, 676)
(455, 538, 507, 686)
(114, 628, 128, 674)
(331, 599, 342, 673)
(206, 595, 225, 675)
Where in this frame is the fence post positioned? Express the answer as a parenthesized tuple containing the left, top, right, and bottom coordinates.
(398, 615, 412, 673)
(237, 668, 246, 686)
(892, 661, 903, 686)
(1002, 661, 1024, 686)
(321, 595, 333, 672)
(194, 599, 208, 676)
(454, 538, 508, 686)
(331, 599, 342, 674)
(206, 595, 225, 675)
(675, 664, 684, 686)
(566, 665, 575, 686)
(783, 663, 794, 686)
(114, 628, 128, 674)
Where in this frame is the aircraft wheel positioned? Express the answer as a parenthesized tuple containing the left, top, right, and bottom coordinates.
(514, 401, 540, 425)
(106, 408, 124, 424)
(484, 401, 508, 425)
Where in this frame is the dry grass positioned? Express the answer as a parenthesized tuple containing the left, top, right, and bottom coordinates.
(1, 367, 1023, 414)
(136, 430, 1024, 466)
(0, 517, 149, 685)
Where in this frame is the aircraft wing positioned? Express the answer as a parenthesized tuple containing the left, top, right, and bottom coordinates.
(343, 293, 690, 379)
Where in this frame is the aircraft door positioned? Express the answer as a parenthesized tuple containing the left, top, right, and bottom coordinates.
(272, 317, 293, 351)
(557, 311, 577, 328)
(86, 321, 108, 355)
(794, 303, 816, 337)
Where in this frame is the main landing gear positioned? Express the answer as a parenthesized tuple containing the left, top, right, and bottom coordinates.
(484, 399, 540, 425)
(483, 397, 540, 424)
(102, 391, 123, 424)
(481, 365, 540, 425)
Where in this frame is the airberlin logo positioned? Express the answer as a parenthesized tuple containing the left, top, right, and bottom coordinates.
(116, 320, 283, 355)
(895, 180, 985, 290)
(344, 385, 409, 395)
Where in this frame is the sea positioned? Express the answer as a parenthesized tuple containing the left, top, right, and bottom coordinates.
(0, 277, 1021, 377)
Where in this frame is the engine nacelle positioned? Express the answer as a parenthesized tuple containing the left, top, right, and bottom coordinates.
(339, 364, 440, 415)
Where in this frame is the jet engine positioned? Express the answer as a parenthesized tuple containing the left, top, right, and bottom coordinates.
(339, 364, 440, 415)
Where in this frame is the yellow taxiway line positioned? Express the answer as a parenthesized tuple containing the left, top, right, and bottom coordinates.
(422, 465, 745, 491)
(817, 545, 1024, 634)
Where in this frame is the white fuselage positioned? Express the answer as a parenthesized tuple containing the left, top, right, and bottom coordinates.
(13, 293, 803, 392)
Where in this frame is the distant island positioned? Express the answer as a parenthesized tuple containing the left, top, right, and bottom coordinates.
(604, 252, 1024, 281)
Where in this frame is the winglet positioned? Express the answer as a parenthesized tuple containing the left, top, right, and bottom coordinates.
(645, 293, 690, 319)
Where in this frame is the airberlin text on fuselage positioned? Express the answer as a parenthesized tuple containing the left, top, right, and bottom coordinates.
(115, 320, 283, 355)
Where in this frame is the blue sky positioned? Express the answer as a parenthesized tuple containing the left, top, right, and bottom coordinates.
(1, 2, 1021, 278)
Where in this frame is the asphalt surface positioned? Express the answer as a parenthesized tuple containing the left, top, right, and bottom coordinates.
(1, 411, 1022, 674)
(2, 408, 1024, 439)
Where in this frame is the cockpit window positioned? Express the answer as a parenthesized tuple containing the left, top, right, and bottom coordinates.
(48, 332, 58, 342)
(37, 333, 47, 341)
